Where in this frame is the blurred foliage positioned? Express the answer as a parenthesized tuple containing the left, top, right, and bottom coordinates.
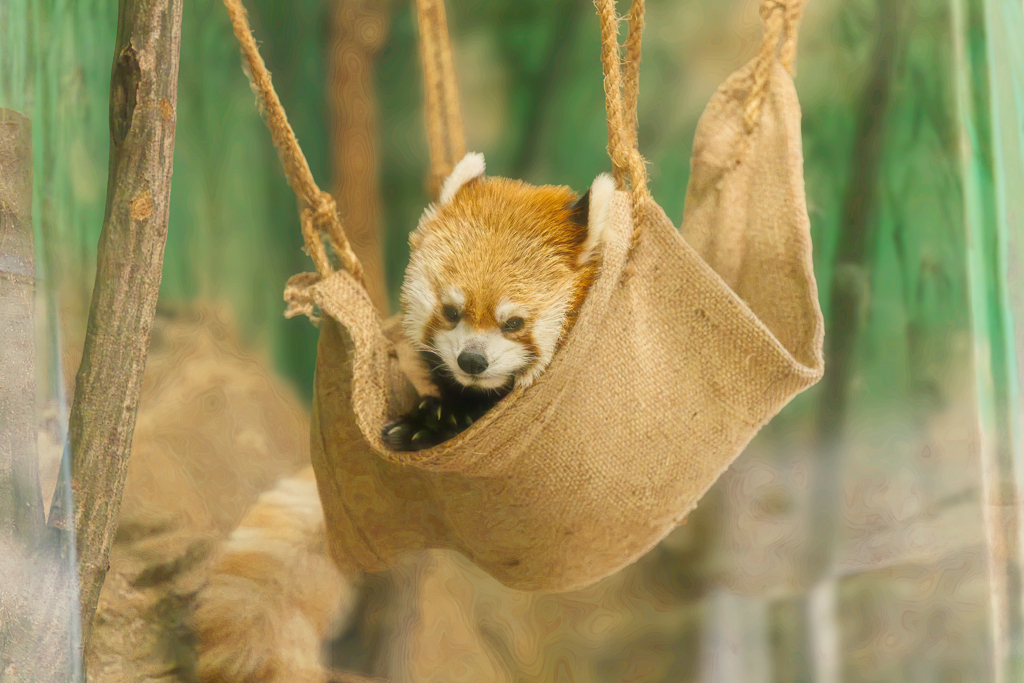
(0, 0, 114, 306)
(0, 0, 982, 412)
(166, 0, 328, 399)
(0, 0, 1010, 417)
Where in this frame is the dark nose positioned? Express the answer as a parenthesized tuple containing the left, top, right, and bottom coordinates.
(457, 351, 489, 375)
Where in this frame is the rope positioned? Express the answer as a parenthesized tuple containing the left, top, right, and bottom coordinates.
(416, 0, 467, 197)
(222, 0, 364, 283)
(596, 0, 628, 189)
(743, 0, 807, 132)
(622, 0, 645, 158)
(595, 0, 650, 238)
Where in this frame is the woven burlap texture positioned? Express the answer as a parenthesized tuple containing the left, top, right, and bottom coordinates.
(287, 55, 824, 593)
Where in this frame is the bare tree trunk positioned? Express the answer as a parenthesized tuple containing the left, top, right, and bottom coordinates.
(329, 0, 390, 313)
(0, 109, 81, 683)
(0, 110, 42, 546)
(49, 0, 184, 664)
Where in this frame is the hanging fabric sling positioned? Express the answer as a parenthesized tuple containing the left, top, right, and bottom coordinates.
(223, 0, 823, 592)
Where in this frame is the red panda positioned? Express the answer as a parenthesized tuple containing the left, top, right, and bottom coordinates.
(384, 152, 615, 450)
(193, 154, 616, 681)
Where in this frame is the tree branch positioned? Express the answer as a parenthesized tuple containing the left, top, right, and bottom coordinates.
(52, 0, 184, 660)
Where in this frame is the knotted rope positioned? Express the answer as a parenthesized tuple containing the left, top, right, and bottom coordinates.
(744, 0, 807, 132)
(222, 0, 364, 284)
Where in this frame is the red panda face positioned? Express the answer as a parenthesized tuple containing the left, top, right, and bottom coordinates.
(401, 154, 615, 391)
(426, 284, 557, 390)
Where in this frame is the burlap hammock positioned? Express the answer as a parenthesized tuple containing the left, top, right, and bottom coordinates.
(223, 0, 823, 593)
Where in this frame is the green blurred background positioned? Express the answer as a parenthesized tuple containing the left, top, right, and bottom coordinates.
(4, 0, 1024, 680)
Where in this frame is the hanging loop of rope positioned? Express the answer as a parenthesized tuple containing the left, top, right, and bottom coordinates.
(595, 0, 650, 239)
(222, 0, 364, 284)
(743, 0, 807, 132)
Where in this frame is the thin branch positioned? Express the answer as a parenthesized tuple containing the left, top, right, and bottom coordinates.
(51, 0, 184, 661)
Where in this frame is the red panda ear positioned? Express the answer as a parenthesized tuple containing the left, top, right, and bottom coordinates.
(413, 152, 486, 244)
(577, 173, 615, 267)
(568, 190, 590, 231)
(438, 152, 486, 206)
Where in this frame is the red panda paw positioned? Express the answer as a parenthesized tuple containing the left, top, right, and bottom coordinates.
(382, 397, 462, 451)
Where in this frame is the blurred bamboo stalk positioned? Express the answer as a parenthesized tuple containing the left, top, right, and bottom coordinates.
(701, 590, 769, 683)
(806, 0, 897, 582)
(955, 1, 1024, 680)
(415, 0, 465, 197)
(54, 0, 183, 664)
(329, 0, 389, 313)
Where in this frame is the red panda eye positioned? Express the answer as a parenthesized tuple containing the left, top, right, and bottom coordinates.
(503, 317, 524, 332)
(442, 305, 461, 323)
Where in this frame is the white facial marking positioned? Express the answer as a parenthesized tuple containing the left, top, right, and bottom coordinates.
(401, 260, 439, 350)
(441, 286, 466, 309)
(516, 297, 568, 389)
(495, 298, 528, 325)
